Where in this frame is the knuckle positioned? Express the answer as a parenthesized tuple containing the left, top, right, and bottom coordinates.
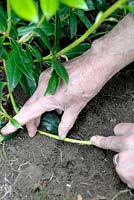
(39, 70, 50, 82)
(104, 137, 115, 149)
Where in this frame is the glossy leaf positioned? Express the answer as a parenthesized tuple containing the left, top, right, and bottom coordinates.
(0, 5, 7, 33)
(10, 0, 39, 23)
(35, 28, 51, 50)
(86, 0, 95, 10)
(10, 39, 34, 80)
(0, 37, 8, 60)
(10, 118, 22, 129)
(60, 0, 88, 10)
(40, 0, 60, 20)
(45, 70, 60, 96)
(0, 118, 17, 142)
(0, 46, 8, 60)
(52, 56, 69, 84)
(75, 10, 92, 29)
(19, 74, 37, 96)
(65, 43, 90, 59)
(6, 52, 22, 89)
(0, 82, 6, 104)
(70, 12, 77, 39)
(0, 132, 17, 142)
(28, 45, 42, 62)
(18, 21, 54, 37)
(40, 112, 60, 134)
(0, 119, 7, 129)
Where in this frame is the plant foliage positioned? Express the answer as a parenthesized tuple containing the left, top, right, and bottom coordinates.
(0, 0, 128, 133)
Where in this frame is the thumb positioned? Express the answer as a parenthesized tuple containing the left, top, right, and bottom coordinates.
(58, 107, 79, 140)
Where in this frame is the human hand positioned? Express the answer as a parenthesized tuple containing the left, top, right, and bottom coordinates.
(91, 123, 134, 188)
(1, 50, 105, 139)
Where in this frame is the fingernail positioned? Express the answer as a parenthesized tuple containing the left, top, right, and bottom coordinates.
(90, 136, 97, 143)
(29, 132, 35, 138)
(59, 132, 67, 140)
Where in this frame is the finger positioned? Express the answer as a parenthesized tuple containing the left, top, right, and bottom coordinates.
(115, 151, 134, 188)
(90, 135, 123, 152)
(58, 107, 79, 140)
(1, 97, 58, 135)
(114, 123, 134, 136)
(26, 117, 40, 137)
(56, 109, 63, 115)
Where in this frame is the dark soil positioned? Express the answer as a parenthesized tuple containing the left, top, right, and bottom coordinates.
(0, 63, 134, 200)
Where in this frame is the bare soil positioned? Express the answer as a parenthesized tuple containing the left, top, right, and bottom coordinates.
(0, 63, 134, 200)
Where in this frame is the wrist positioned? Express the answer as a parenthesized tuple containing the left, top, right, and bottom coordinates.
(85, 14, 134, 84)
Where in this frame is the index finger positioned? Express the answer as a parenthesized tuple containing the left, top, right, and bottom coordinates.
(1, 97, 58, 135)
(90, 135, 123, 152)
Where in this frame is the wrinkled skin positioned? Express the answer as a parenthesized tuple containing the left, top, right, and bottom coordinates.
(1, 52, 105, 139)
(1, 14, 134, 188)
(91, 123, 134, 189)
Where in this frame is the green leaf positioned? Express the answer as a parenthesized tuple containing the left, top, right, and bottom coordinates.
(52, 57, 69, 84)
(0, 119, 7, 129)
(0, 82, 6, 105)
(0, 46, 8, 60)
(86, 0, 95, 10)
(70, 12, 77, 39)
(45, 70, 60, 96)
(65, 43, 90, 59)
(10, 118, 22, 129)
(60, 0, 88, 10)
(18, 21, 54, 37)
(10, 0, 39, 23)
(0, 119, 17, 142)
(40, 0, 60, 20)
(93, 0, 107, 11)
(54, 11, 61, 52)
(19, 74, 37, 96)
(0, 5, 7, 33)
(124, 5, 134, 12)
(75, 10, 92, 29)
(10, 39, 34, 80)
(0, 132, 17, 142)
(0, 37, 8, 59)
(28, 45, 42, 62)
(6, 52, 22, 89)
(40, 112, 60, 134)
(35, 28, 51, 50)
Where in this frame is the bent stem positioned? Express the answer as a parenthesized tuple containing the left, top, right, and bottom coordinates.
(38, 130, 92, 145)
(33, 0, 127, 62)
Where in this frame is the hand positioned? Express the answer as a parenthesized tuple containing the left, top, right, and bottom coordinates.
(91, 123, 134, 188)
(1, 50, 105, 139)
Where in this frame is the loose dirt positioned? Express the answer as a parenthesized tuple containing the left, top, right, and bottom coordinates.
(0, 63, 134, 200)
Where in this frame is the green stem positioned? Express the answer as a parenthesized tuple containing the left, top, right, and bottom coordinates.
(34, 0, 127, 62)
(37, 15, 45, 28)
(6, 0, 12, 36)
(38, 130, 92, 145)
(7, 87, 18, 114)
(0, 110, 10, 120)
